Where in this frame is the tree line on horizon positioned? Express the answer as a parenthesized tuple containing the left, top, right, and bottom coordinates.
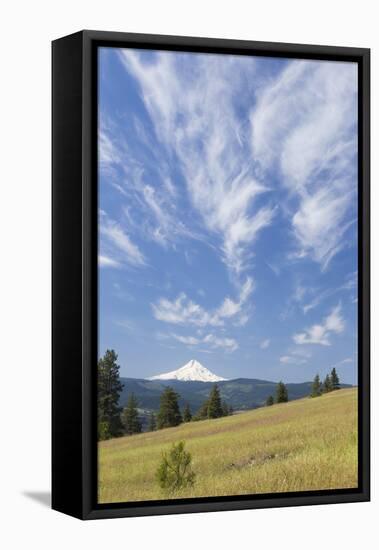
(265, 380, 289, 406)
(97, 349, 344, 440)
(97, 350, 233, 440)
(264, 368, 341, 407)
(121, 382, 234, 437)
(309, 368, 341, 398)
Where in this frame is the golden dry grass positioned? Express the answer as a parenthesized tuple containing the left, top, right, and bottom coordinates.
(98, 387, 358, 503)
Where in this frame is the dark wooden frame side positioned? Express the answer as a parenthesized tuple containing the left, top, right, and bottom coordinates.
(52, 30, 370, 520)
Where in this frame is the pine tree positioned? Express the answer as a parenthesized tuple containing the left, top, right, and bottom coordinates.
(183, 403, 192, 423)
(310, 374, 322, 398)
(148, 412, 157, 432)
(276, 381, 288, 403)
(330, 367, 340, 390)
(157, 387, 182, 429)
(98, 349, 124, 439)
(323, 373, 332, 393)
(193, 400, 209, 421)
(221, 401, 230, 416)
(122, 393, 142, 435)
(266, 395, 274, 406)
(207, 384, 223, 418)
(156, 441, 195, 492)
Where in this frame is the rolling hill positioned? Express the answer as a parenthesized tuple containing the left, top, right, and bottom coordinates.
(98, 387, 358, 503)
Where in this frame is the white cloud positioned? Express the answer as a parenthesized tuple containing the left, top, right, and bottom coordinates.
(99, 118, 197, 252)
(279, 355, 307, 365)
(293, 285, 307, 303)
(279, 346, 311, 365)
(99, 129, 121, 167)
(216, 277, 254, 321)
(303, 294, 325, 314)
(293, 304, 345, 346)
(341, 271, 357, 291)
(251, 60, 357, 269)
(167, 332, 238, 352)
(115, 319, 134, 331)
(171, 334, 200, 346)
(260, 339, 270, 349)
(234, 314, 249, 327)
(216, 297, 241, 318)
(152, 277, 254, 328)
(203, 333, 238, 352)
(99, 214, 146, 267)
(300, 273, 358, 314)
(292, 186, 354, 270)
(266, 262, 280, 277)
(141, 184, 196, 247)
(152, 293, 223, 327)
(291, 347, 312, 359)
(98, 255, 120, 268)
(119, 49, 275, 274)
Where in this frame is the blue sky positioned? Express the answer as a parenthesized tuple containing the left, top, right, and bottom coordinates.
(98, 47, 358, 384)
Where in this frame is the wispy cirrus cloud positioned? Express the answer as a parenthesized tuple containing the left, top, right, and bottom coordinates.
(152, 293, 224, 327)
(330, 357, 354, 369)
(260, 338, 270, 349)
(99, 118, 197, 251)
(299, 271, 358, 314)
(119, 49, 276, 274)
(169, 332, 238, 352)
(98, 254, 121, 268)
(203, 333, 238, 352)
(140, 183, 198, 247)
(279, 346, 311, 365)
(152, 277, 254, 328)
(279, 355, 307, 365)
(99, 130, 121, 167)
(171, 333, 200, 346)
(216, 277, 254, 320)
(251, 60, 357, 270)
(100, 212, 146, 267)
(293, 304, 345, 346)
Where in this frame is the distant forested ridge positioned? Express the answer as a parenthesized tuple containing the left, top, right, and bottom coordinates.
(119, 376, 351, 413)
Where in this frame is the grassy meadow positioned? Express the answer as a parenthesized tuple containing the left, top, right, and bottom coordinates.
(98, 387, 358, 503)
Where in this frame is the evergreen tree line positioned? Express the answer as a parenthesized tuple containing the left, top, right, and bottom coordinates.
(310, 367, 340, 398)
(97, 350, 234, 440)
(192, 384, 233, 421)
(97, 349, 342, 440)
(265, 380, 289, 406)
(145, 383, 233, 434)
(121, 384, 234, 436)
(265, 368, 341, 407)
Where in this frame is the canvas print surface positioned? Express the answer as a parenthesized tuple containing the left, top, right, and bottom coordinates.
(97, 47, 358, 504)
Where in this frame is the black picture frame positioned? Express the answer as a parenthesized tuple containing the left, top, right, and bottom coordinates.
(52, 30, 370, 520)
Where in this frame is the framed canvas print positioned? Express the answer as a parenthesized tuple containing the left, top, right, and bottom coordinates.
(52, 30, 370, 520)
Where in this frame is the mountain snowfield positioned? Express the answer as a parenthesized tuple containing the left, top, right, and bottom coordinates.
(149, 359, 227, 382)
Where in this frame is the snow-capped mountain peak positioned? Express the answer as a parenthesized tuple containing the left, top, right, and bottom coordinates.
(149, 359, 227, 382)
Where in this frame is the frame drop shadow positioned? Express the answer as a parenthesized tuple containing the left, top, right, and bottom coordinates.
(23, 491, 51, 508)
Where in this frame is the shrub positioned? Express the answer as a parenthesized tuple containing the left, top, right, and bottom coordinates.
(98, 420, 111, 441)
(156, 441, 195, 493)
